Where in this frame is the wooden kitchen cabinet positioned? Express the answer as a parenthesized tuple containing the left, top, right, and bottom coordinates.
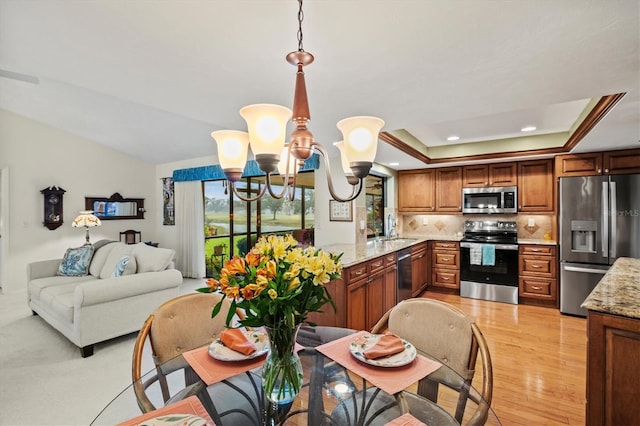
(410, 242, 429, 296)
(435, 167, 462, 212)
(517, 159, 555, 213)
(398, 169, 435, 212)
(555, 148, 640, 177)
(305, 277, 346, 327)
(346, 255, 398, 331)
(462, 162, 517, 187)
(430, 241, 460, 291)
(586, 311, 640, 426)
(518, 244, 557, 307)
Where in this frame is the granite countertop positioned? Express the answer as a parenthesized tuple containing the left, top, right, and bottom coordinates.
(319, 234, 466, 268)
(581, 257, 640, 320)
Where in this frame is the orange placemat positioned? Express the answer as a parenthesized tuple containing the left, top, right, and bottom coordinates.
(316, 331, 442, 395)
(183, 342, 306, 386)
(117, 395, 215, 426)
(384, 412, 428, 426)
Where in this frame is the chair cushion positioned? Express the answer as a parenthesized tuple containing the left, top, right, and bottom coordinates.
(57, 246, 94, 276)
(132, 243, 175, 273)
(113, 254, 137, 277)
(99, 243, 134, 279)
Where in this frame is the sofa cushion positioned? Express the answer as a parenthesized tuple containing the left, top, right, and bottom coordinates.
(100, 244, 134, 279)
(39, 281, 79, 323)
(29, 275, 95, 301)
(113, 255, 137, 277)
(132, 243, 175, 273)
(58, 246, 94, 276)
(89, 241, 118, 277)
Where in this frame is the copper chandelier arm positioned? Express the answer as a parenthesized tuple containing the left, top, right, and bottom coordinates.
(311, 141, 363, 203)
(229, 180, 269, 202)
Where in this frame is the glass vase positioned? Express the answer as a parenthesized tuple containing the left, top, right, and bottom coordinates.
(262, 324, 303, 421)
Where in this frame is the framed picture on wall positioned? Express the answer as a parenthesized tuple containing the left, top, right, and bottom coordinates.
(329, 200, 352, 222)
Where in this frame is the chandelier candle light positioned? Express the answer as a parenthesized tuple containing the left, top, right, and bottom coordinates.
(72, 210, 101, 245)
(211, 0, 384, 203)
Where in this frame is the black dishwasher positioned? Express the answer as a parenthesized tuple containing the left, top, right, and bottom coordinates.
(397, 248, 412, 302)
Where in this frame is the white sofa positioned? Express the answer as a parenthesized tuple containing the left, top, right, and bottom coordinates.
(27, 241, 183, 357)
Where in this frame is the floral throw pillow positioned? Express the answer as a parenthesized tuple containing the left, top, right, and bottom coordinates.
(113, 255, 137, 277)
(57, 246, 94, 276)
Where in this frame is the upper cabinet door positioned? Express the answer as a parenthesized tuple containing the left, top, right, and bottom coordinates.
(555, 152, 603, 177)
(603, 149, 640, 175)
(517, 159, 555, 213)
(463, 163, 516, 187)
(398, 169, 436, 212)
(435, 167, 462, 212)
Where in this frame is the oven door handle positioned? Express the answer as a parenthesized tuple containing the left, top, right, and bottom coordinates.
(460, 242, 519, 251)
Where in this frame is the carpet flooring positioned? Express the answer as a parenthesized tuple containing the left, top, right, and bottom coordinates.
(0, 279, 203, 426)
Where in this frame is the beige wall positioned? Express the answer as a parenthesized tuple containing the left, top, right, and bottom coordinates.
(0, 109, 156, 294)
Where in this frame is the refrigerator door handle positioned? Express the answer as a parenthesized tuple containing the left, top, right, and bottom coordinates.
(610, 181, 617, 259)
(602, 181, 609, 258)
(563, 265, 608, 275)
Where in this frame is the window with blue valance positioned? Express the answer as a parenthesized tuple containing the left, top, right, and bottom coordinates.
(172, 154, 320, 182)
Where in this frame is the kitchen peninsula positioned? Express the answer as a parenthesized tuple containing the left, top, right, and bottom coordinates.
(309, 236, 461, 331)
(581, 257, 640, 426)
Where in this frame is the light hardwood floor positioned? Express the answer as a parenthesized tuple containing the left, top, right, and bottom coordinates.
(420, 291, 587, 426)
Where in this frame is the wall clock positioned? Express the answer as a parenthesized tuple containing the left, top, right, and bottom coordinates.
(41, 186, 66, 230)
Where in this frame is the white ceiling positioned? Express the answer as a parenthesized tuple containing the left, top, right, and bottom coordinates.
(1, 0, 638, 170)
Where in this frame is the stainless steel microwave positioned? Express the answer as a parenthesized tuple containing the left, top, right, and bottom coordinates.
(462, 186, 517, 214)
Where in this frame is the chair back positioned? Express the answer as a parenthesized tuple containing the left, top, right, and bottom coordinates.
(371, 297, 493, 424)
(131, 292, 243, 412)
(149, 293, 234, 364)
(385, 298, 475, 379)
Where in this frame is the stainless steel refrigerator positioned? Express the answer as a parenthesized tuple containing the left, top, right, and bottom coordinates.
(559, 174, 640, 317)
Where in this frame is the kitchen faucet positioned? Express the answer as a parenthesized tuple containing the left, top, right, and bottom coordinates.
(386, 213, 397, 240)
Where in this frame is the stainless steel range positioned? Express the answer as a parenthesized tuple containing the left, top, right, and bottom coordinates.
(460, 220, 519, 304)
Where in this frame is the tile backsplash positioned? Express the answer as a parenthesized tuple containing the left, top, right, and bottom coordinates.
(400, 214, 556, 241)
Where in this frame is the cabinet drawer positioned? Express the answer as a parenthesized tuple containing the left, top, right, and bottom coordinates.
(347, 264, 367, 282)
(519, 245, 556, 256)
(432, 241, 458, 250)
(520, 256, 556, 277)
(432, 270, 459, 289)
(432, 251, 459, 268)
(384, 253, 397, 266)
(368, 257, 385, 274)
(519, 277, 556, 299)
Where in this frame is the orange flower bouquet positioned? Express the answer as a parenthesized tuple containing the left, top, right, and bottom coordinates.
(196, 233, 342, 406)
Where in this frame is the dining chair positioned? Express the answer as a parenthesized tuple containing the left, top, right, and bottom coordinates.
(131, 292, 261, 424)
(370, 297, 494, 425)
(119, 229, 142, 244)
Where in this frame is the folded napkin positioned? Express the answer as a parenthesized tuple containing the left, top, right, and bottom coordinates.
(363, 333, 406, 359)
(220, 328, 256, 355)
(384, 413, 427, 426)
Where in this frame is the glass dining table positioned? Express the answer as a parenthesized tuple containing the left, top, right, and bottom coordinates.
(92, 326, 500, 426)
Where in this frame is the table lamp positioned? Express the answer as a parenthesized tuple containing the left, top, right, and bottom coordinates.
(72, 210, 102, 245)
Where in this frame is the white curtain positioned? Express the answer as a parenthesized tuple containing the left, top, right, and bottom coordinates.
(175, 181, 205, 278)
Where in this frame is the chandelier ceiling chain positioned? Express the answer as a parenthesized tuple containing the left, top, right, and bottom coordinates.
(210, 0, 385, 203)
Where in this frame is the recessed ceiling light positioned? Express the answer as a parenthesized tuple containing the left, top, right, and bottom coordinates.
(521, 126, 537, 132)
(389, 162, 399, 166)
(447, 135, 460, 141)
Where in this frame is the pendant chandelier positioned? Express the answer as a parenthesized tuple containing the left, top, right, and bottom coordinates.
(211, 0, 384, 202)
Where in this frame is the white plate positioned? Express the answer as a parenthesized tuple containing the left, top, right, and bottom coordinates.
(208, 330, 270, 361)
(349, 334, 417, 367)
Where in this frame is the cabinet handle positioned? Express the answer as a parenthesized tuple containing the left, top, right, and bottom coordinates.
(442, 276, 450, 280)
(486, 181, 489, 185)
(531, 248, 542, 252)
(531, 265, 542, 268)
(598, 169, 602, 173)
(355, 270, 363, 275)
(532, 285, 542, 290)
(441, 257, 450, 261)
